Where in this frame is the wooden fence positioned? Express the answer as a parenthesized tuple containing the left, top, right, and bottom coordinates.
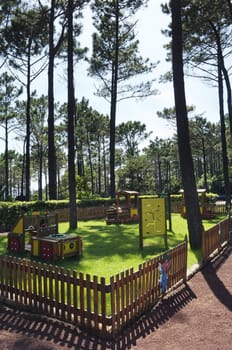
(56, 203, 227, 222)
(1, 217, 230, 338)
(202, 217, 230, 262)
(0, 239, 187, 338)
(170, 202, 227, 215)
(212, 203, 227, 215)
(55, 206, 106, 222)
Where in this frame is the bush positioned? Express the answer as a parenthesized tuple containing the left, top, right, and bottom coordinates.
(0, 202, 22, 232)
(0, 198, 114, 231)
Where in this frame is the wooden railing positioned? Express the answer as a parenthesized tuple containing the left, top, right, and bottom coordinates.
(1, 215, 230, 338)
(55, 206, 106, 222)
(56, 203, 227, 222)
(202, 217, 229, 262)
(0, 239, 187, 338)
(212, 204, 227, 215)
(170, 202, 227, 215)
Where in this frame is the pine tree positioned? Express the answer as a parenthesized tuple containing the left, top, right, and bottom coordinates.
(89, 0, 157, 198)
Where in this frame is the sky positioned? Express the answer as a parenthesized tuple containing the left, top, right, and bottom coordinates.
(70, 0, 219, 138)
(68, 1, 219, 139)
(3, 1, 220, 153)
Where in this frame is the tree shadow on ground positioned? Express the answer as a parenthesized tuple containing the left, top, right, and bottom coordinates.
(0, 282, 196, 350)
(201, 244, 232, 311)
(114, 282, 196, 350)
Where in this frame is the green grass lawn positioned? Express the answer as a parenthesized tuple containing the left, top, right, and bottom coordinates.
(0, 213, 225, 281)
(57, 213, 224, 279)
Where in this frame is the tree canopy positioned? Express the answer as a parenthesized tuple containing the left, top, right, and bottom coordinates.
(0, 1, 231, 245)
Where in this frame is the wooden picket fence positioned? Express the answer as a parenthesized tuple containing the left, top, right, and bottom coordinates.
(56, 206, 106, 222)
(212, 203, 227, 215)
(202, 217, 230, 262)
(56, 203, 227, 222)
(0, 239, 187, 338)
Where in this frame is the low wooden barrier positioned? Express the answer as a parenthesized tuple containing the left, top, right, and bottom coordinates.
(0, 239, 187, 338)
(212, 204, 227, 215)
(171, 202, 227, 215)
(202, 217, 229, 262)
(55, 206, 106, 222)
(46, 202, 228, 223)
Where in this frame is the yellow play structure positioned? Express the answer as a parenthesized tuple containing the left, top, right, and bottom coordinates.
(8, 211, 82, 261)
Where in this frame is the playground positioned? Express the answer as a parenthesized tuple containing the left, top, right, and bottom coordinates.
(0, 197, 230, 347)
(0, 244, 231, 349)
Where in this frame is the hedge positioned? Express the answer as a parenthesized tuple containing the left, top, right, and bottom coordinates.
(0, 198, 115, 232)
(0, 192, 218, 232)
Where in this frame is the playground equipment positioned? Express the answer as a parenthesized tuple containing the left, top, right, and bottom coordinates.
(8, 211, 58, 254)
(7, 211, 83, 260)
(180, 189, 215, 219)
(139, 197, 167, 249)
(106, 190, 139, 224)
(31, 234, 83, 261)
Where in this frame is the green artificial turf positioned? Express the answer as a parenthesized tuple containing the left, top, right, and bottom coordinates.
(0, 213, 225, 281)
(57, 213, 224, 280)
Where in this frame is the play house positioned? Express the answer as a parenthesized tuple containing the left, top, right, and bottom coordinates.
(7, 211, 82, 260)
(31, 233, 83, 261)
(106, 190, 139, 224)
(8, 211, 58, 254)
(180, 189, 215, 219)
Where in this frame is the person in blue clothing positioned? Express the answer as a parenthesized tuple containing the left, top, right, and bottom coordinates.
(158, 254, 171, 293)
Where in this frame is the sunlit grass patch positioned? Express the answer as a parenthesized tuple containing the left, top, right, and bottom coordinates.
(0, 213, 225, 280)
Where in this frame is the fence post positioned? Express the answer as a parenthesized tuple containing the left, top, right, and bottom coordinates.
(202, 229, 206, 264)
(185, 235, 188, 280)
(110, 275, 116, 337)
(100, 277, 107, 335)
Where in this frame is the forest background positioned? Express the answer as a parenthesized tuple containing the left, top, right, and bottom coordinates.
(0, 0, 229, 203)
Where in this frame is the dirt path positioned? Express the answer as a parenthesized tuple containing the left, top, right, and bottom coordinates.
(0, 245, 231, 350)
(130, 244, 232, 350)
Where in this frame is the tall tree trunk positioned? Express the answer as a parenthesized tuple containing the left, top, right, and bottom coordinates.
(222, 65, 232, 138)
(103, 135, 107, 196)
(171, 0, 202, 249)
(86, 131, 94, 194)
(210, 21, 232, 143)
(5, 115, 9, 199)
(157, 153, 162, 193)
(75, 107, 84, 177)
(202, 138, 208, 190)
(25, 40, 32, 201)
(110, 65, 117, 199)
(97, 135, 101, 195)
(45, 165, 48, 200)
(67, 0, 77, 229)
(20, 138, 26, 199)
(38, 145, 43, 200)
(77, 141, 84, 177)
(48, 0, 57, 200)
(109, 0, 119, 199)
(217, 58, 231, 212)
